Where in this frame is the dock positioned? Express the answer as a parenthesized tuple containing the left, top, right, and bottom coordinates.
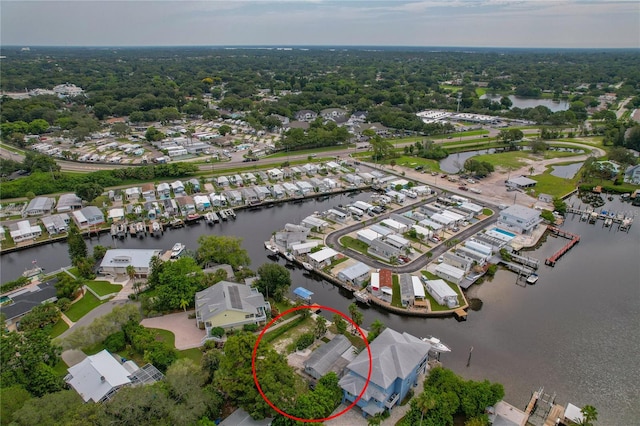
(566, 206, 635, 231)
(544, 226, 580, 267)
(509, 252, 539, 269)
(498, 260, 535, 276)
(454, 309, 468, 321)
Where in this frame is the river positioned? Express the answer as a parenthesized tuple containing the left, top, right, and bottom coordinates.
(1, 193, 638, 424)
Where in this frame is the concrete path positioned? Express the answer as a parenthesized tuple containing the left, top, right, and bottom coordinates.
(61, 349, 87, 368)
(140, 311, 206, 350)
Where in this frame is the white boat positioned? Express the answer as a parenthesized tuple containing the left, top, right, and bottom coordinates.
(284, 251, 295, 262)
(151, 220, 162, 237)
(219, 210, 228, 221)
(354, 290, 370, 304)
(421, 336, 451, 353)
(526, 273, 539, 285)
(264, 241, 279, 254)
(204, 212, 216, 226)
(171, 243, 185, 259)
(302, 262, 314, 271)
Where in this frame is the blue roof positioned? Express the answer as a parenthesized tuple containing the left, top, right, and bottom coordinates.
(293, 287, 314, 299)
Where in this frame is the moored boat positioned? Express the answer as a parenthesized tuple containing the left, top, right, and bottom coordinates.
(171, 243, 185, 259)
(204, 212, 216, 225)
(264, 241, 279, 254)
(302, 262, 314, 271)
(526, 273, 539, 285)
(421, 336, 451, 352)
(354, 290, 370, 304)
(135, 221, 145, 238)
(284, 251, 295, 262)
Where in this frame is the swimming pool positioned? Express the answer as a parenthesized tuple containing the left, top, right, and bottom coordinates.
(492, 227, 516, 238)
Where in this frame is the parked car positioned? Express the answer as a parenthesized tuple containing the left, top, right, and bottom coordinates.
(458, 186, 469, 191)
(414, 165, 424, 171)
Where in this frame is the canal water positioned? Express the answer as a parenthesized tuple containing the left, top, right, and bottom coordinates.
(480, 94, 570, 112)
(1, 193, 638, 424)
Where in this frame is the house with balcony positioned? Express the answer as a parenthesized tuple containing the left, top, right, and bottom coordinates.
(339, 328, 431, 418)
(99, 249, 162, 278)
(224, 190, 244, 206)
(254, 186, 271, 201)
(209, 193, 227, 207)
(498, 205, 542, 234)
(9, 220, 42, 243)
(195, 281, 270, 334)
(307, 247, 339, 269)
(241, 187, 259, 204)
(41, 213, 70, 235)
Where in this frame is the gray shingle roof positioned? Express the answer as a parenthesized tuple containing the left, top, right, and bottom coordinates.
(304, 335, 352, 379)
(195, 281, 266, 322)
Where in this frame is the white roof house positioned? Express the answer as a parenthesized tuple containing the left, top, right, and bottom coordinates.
(108, 208, 125, 221)
(270, 184, 285, 198)
(498, 205, 542, 234)
(369, 224, 393, 237)
(217, 176, 229, 187)
(322, 178, 338, 189)
(385, 234, 410, 249)
(9, 220, 42, 243)
(290, 241, 321, 255)
(124, 187, 141, 200)
(411, 276, 425, 298)
(429, 213, 456, 227)
(418, 218, 443, 231)
(100, 249, 162, 276)
(411, 224, 433, 239)
(357, 228, 383, 245)
(24, 196, 55, 216)
(424, 279, 459, 308)
(65, 350, 133, 403)
(459, 202, 483, 215)
(353, 201, 373, 212)
(381, 218, 408, 233)
(301, 215, 329, 231)
(56, 193, 83, 212)
(337, 262, 371, 285)
(434, 263, 466, 285)
(465, 240, 493, 257)
(268, 168, 283, 180)
(193, 195, 211, 210)
(296, 181, 314, 194)
(308, 247, 339, 266)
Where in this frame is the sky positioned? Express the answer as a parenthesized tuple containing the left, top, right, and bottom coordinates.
(1, 0, 639, 49)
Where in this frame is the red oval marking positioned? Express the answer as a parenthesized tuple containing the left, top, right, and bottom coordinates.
(252, 304, 372, 423)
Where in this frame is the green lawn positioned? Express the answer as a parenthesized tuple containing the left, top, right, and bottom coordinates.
(475, 87, 487, 97)
(391, 276, 402, 308)
(340, 236, 370, 255)
(178, 348, 203, 364)
(482, 208, 493, 216)
(85, 280, 122, 297)
(49, 319, 69, 338)
(419, 271, 463, 312)
(439, 84, 462, 93)
(65, 292, 105, 322)
(147, 328, 176, 345)
(393, 155, 441, 172)
(531, 170, 579, 198)
(473, 151, 532, 169)
(52, 359, 69, 377)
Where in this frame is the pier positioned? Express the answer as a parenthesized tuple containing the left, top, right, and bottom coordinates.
(544, 226, 580, 267)
(498, 260, 535, 276)
(508, 252, 540, 270)
(566, 206, 635, 232)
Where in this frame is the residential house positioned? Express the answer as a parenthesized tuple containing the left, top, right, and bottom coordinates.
(324, 161, 341, 171)
(381, 218, 408, 234)
(269, 184, 285, 199)
(309, 178, 327, 193)
(241, 187, 259, 204)
(301, 215, 329, 231)
(209, 194, 227, 207)
(339, 328, 431, 417)
(385, 190, 405, 203)
(506, 176, 537, 189)
(241, 173, 257, 185)
(337, 262, 371, 286)
(144, 201, 160, 220)
(195, 281, 270, 334)
(458, 202, 483, 216)
(176, 195, 196, 215)
(267, 168, 284, 181)
(424, 279, 459, 308)
(350, 111, 368, 122)
(307, 247, 339, 268)
(217, 176, 230, 187)
(290, 241, 321, 256)
(434, 263, 466, 285)
(65, 350, 133, 403)
(320, 107, 347, 121)
(282, 182, 301, 197)
(398, 274, 415, 307)
(193, 195, 211, 211)
(56, 194, 83, 213)
(322, 178, 338, 189)
(124, 187, 141, 202)
(390, 213, 415, 227)
(108, 189, 123, 203)
(73, 206, 105, 228)
(170, 180, 185, 195)
(2, 279, 57, 328)
(108, 208, 125, 222)
(370, 269, 393, 301)
(295, 109, 318, 122)
(304, 335, 354, 380)
(326, 208, 349, 223)
(357, 228, 384, 246)
(296, 181, 314, 195)
(384, 234, 411, 252)
(454, 246, 488, 264)
(156, 183, 171, 199)
(99, 249, 162, 277)
(24, 196, 55, 216)
(301, 163, 318, 176)
(188, 178, 201, 192)
(232, 174, 244, 187)
(358, 173, 375, 184)
(624, 164, 640, 184)
(368, 238, 401, 262)
(159, 198, 175, 216)
(498, 205, 542, 234)
(253, 186, 271, 201)
(442, 252, 472, 272)
(224, 190, 244, 206)
(256, 171, 269, 181)
(344, 174, 363, 186)
(141, 183, 156, 201)
(40, 213, 70, 235)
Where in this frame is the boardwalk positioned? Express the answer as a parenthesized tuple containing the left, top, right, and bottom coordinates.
(544, 226, 580, 267)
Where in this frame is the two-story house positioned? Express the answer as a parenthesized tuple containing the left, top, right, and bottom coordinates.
(339, 328, 431, 418)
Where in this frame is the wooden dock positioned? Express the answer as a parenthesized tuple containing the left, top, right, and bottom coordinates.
(545, 226, 580, 267)
(454, 309, 468, 321)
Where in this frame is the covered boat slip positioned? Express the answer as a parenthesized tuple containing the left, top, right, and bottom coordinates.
(293, 287, 314, 303)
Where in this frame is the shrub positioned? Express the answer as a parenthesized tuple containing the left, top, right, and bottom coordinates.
(295, 332, 315, 351)
(210, 327, 225, 338)
(104, 331, 126, 353)
(56, 297, 71, 312)
(243, 324, 258, 332)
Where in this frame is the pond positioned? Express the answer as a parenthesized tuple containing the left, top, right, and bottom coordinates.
(439, 149, 496, 173)
(549, 162, 584, 179)
(480, 94, 570, 112)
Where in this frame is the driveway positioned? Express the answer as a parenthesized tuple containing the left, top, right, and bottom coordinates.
(141, 311, 206, 350)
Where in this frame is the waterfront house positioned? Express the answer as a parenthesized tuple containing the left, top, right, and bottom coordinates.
(296, 181, 314, 195)
(455, 246, 488, 264)
(73, 206, 105, 228)
(304, 335, 354, 380)
(301, 215, 329, 231)
(162, 198, 178, 215)
(322, 178, 338, 189)
(442, 252, 472, 272)
(195, 281, 270, 333)
(344, 174, 363, 186)
(385, 190, 405, 203)
(624, 164, 640, 184)
(2, 279, 57, 329)
(358, 172, 375, 184)
(108, 208, 125, 222)
(434, 263, 465, 285)
(193, 195, 211, 211)
(253, 186, 271, 201)
(310, 178, 328, 192)
(124, 187, 141, 202)
(307, 247, 339, 269)
(209, 194, 227, 207)
(224, 190, 244, 206)
(424, 279, 459, 308)
(290, 241, 321, 256)
(270, 184, 285, 199)
(282, 182, 301, 197)
(24, 196, 55, 216)
(144, 201, 160, 220)
(56, 193, 83, 213)
(326, 208, 349, 223)
(241, 187, 259, 204)
(498, 205, 542, 234)
(339, 328, 431, 417)
(337, 262, 371, 287)
(275, 231, 310, 250)
(399, 274, 415, 307)
(156, 182, 171, 199)
(99, 249, 162, 278)
(176, 195, 196, 215)
(41, 213, 70, 235)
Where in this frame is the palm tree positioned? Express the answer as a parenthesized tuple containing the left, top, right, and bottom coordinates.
(578, 405, 598, 426)
(132, 281, 142, 296)
(415, 390, 437, 426)
(529, 166, 535, 176)
(179, 299, 189, 312)
(126, 265, 136, 283)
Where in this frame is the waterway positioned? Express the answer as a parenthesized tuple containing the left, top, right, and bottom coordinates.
(480, 94, 570, 112)
(439, 149, 496, 173)
(1, 193, 638, 424)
